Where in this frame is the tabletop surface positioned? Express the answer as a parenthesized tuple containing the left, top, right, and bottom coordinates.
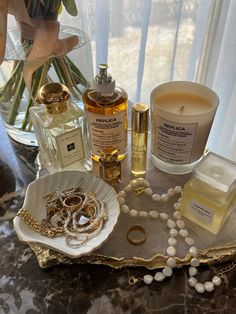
(0, 117, 236, 314)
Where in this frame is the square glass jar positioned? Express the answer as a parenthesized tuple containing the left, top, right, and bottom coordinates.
(181, 152, 236, 234)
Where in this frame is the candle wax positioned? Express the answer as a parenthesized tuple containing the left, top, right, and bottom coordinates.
(154, 92, 213, 116)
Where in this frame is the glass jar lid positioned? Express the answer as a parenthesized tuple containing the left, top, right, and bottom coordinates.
(193, 152, 236, 193)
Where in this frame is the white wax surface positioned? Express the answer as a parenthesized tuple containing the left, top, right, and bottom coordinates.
(154, 92, 213, 116)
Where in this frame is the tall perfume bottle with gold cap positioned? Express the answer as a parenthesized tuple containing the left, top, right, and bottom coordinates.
(83, 64, 128, 161)
(30, 82, 92, 173)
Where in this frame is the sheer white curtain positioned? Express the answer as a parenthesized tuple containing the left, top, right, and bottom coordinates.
(86, 0, 236, 161)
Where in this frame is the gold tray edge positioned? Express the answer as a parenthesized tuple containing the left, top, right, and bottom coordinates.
(27, 241, 236, 269)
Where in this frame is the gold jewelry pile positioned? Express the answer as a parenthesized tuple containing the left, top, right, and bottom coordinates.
(17, 187, 107, 248)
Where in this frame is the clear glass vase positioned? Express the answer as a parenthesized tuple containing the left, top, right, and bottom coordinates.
(0, 1, 93, 146)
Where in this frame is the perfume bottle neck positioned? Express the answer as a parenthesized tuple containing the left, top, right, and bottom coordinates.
(45, 101, 68, 114)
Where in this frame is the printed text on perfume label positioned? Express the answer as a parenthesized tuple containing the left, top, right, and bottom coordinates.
(87, 111, 126, 155)
(190, 200, 214, 224)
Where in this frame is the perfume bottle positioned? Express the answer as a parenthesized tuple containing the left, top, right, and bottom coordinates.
(99, 150, 121, 184)
(181, 152, 236, 234)
(30, 83, 92, 173)
(83, 64, 128, 161)
(131, 103, 149, 177)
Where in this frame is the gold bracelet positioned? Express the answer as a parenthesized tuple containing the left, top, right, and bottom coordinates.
(126, 225, 147, 246)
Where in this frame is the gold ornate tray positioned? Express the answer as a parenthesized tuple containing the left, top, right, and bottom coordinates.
(22, 163, 236, 269)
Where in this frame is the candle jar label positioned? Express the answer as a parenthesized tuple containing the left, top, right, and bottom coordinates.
(154, 116, 198, 164)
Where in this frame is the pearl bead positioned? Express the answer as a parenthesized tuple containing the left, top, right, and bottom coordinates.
(121, 205, 129, 213)
(160, 213, 169, 220)
(160, 194, 169, 202)
(118, 191, 126, 197)
(168, 237, 177, 246)
(177, 197, 183, 203)
(173, 202, 182, 211)
(195, 282, 205, 294)
(139, 210, 148, 218)
(167, 188, 175, 197)
(130, 179, 138, 187)
(129, 209, 138, 217)
(212, 276, 222, 286)
(189, 246, 198, 257)
(176, 219, 185, 229)
(149, 210, 159, 218)
(185, 237, 194, 246)
(145, 187, 153, 196)
(167, 219, 176, 229)
(188, 277, 198, 287)
(204, 281, 214, 292)
(137, 177, 144, 185)
(190, 258, 200, 267)
(179, 229, 188, 237)
(143, 179, 150, 187)
(154, 272, 165, 282)
(169, 228, 178, 237)
(152, 194, 161, 201)
(167, 257, 176, 268)
(118, 197, 125, 205)
(189, 266, 198, 277)
(174, 186, 183, 193)
(167, 246, 176, 257)
(143, 274, 153, 285)
(123, 184, 132, 192)
(163, 266, 173, 277)
(173, 211, 182, 220)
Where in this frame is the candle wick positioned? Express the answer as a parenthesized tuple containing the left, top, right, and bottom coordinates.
(180, 106, 184, 112)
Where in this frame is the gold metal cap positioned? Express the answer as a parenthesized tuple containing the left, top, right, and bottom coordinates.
(132, 103, 149, 133)
(36, 83, 70, 114)
(99, 149, 119, 162)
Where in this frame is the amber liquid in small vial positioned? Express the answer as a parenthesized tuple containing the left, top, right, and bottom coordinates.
(131, 131, 148, 177)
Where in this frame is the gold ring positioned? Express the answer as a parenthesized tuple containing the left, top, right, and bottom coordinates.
(63, 195, 83, 212)
(126, 225, 147, 246)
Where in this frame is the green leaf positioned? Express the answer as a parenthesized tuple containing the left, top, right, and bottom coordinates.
(62, 0, 78, 16)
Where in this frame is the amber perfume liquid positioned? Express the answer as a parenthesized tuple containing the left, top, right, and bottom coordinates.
(131, 132, 148, 176)
(83, 88, 128, 161)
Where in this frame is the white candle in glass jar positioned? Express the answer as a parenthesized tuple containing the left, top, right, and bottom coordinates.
(150, 81, 219, 174)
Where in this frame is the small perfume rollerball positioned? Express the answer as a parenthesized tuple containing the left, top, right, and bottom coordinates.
(131, 103, 149, 177)
(99, 150, 121, 184)
(181, 152, 236, 234)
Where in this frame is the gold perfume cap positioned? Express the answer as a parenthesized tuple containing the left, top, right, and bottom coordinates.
(36, 83, 70, 114)
(100, 149, 118, 162)
(132, 103, 149, 133)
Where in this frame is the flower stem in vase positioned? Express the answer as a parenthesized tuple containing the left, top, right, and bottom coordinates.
(8, 71, 26, 125)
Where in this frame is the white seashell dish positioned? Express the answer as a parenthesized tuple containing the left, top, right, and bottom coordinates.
(13, 171, 120, 258)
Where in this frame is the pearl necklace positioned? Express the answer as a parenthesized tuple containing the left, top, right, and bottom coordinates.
(117, 177, 222, 294)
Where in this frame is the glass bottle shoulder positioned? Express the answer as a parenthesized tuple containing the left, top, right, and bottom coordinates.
(83, 87, 128, 108)
(30, 102, 85, 128)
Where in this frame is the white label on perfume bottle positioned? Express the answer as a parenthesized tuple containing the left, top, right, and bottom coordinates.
(154, 116, 198, 164)
(55, 128, 85, 168)
(87, 111, 126, 155)
(190, 200, 214, 224)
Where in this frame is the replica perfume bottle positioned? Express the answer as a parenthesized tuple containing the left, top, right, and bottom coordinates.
(181, 152, 236, 234)
(131, 103, 149, 177)
(83, 64, 128, 161)
(99, 150, 121, 184)
(30, 83, 92, 173)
